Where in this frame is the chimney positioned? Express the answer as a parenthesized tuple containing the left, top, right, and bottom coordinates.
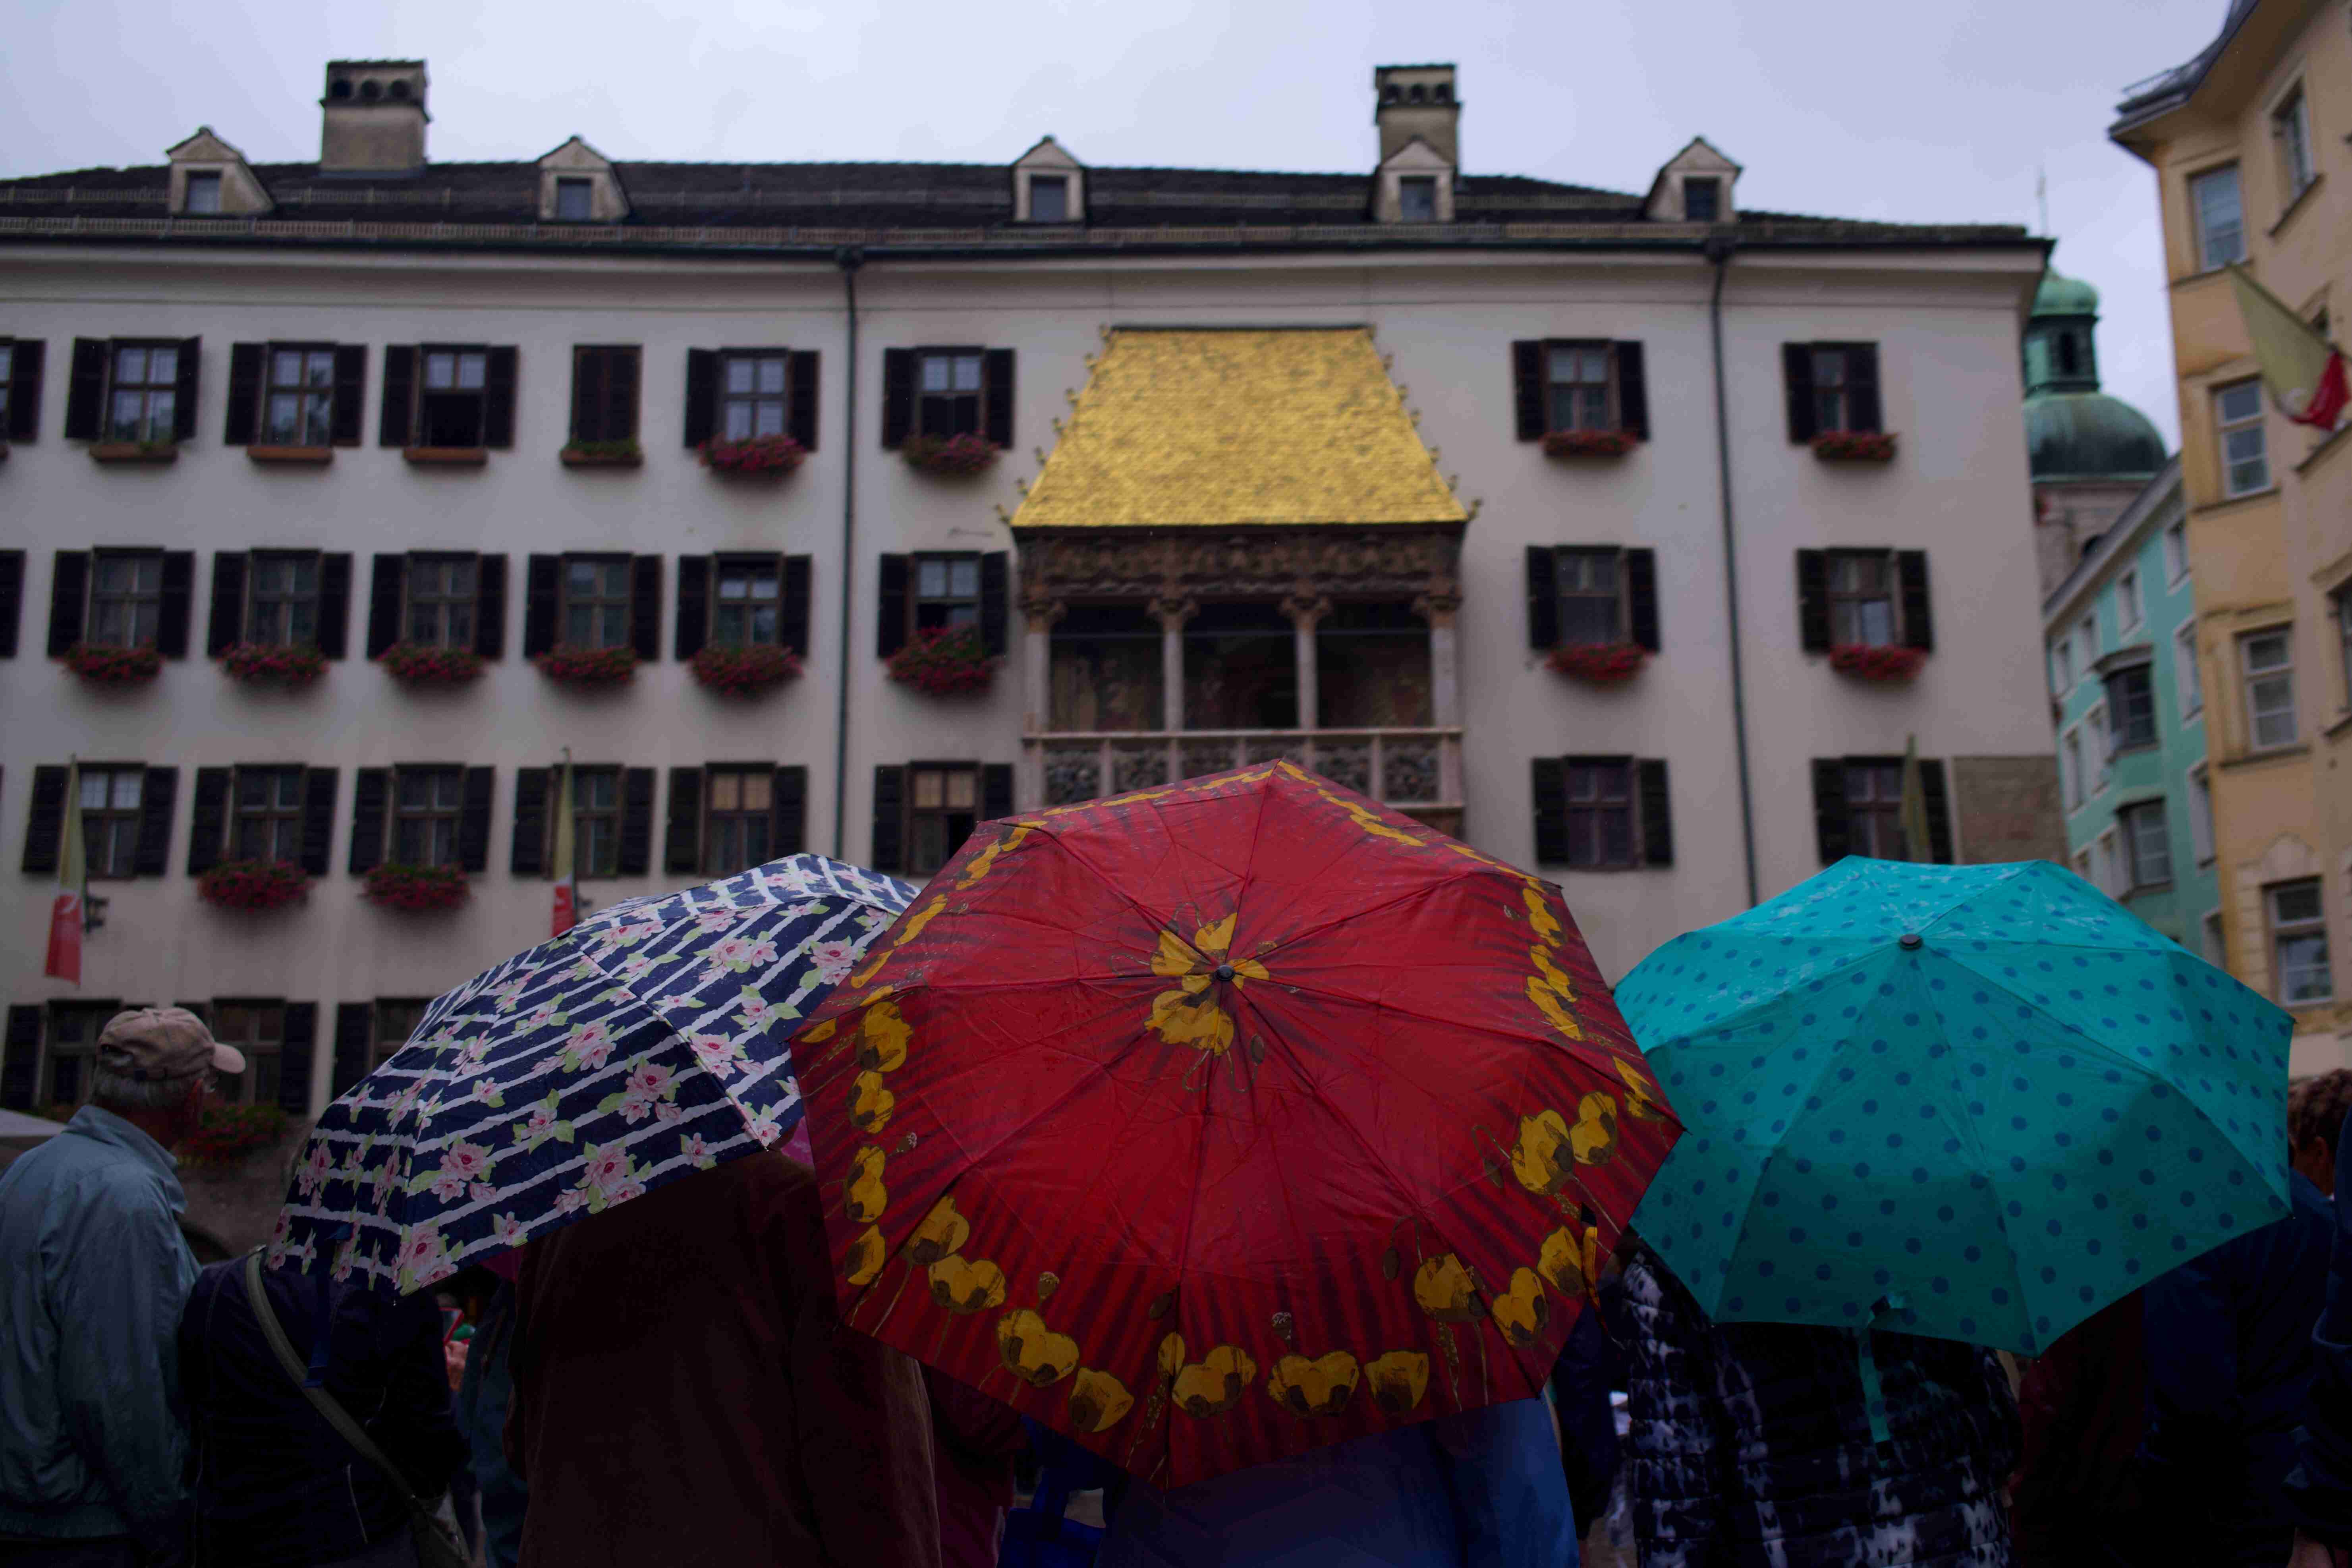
(1373, 64, 1460, 169)
(320, 60, 429, 173)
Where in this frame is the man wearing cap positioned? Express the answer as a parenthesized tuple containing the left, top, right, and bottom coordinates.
(0, 1007, 243, 1566)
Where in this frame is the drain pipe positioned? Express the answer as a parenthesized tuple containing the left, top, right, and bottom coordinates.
(1706, 235, 1761, 908)
(832, 246, 864, 859)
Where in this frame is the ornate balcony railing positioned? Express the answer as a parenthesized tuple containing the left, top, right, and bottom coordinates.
(1023, 727, 1464, 816)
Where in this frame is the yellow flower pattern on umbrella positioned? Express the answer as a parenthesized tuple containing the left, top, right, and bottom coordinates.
(1537, 1224, 1591, 1299)
(1509, 1110, 1575, 1197)
(1522, 886, 1563, 947)
(843, 1224, 886, 1288)
(1365, 1351, 1431, 1415)
(855, 1002, 911, 1072)
(903, 1195, 969, 1265)
(849, 1070, 896, 1133)
(1146, 914, 1268, 1058)
(928, 1255, 1009, 1314)
(1491, 1268, 1550, 1347)
(1526, 946, 1584, 1042)
(1068, 1368, 1135, 1433)
(956, 826, 1033, 889)
(1616, 1057, 1668, 1122)
(1172, 1345, 1259, 1417)
(1267, 1351, 1361, 1417)
(1569, 1092, 1620, 1166)
(844, 1145, 888, 1223)
(1412, 1254, 1480, 1322)
(996, 1309, 1081, 1388)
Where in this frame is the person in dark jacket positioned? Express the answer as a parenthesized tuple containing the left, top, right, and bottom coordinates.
(1620, 1240, 2019, 1568)
(926, 1368, 1024, 1568)
(2290, 1103, 2352, 1568)
(450, 1268, 525, 1568)
(177, 1252, 465, 1568)
(2008, 1289, 2144, 1568)
(1549, 1300, 1623, 1536)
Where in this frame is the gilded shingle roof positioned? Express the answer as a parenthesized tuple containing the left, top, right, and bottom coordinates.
(1010, 328, 1468, 530)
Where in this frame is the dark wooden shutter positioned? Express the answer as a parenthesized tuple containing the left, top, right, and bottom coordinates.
(673, 556, 710, 660)
(1638, 759, 1674, 866)
(3, 1006, 42, 1111)
(206, 552, 248, 655)
(187, 767, 232, 874)
(64, 338, 107, 440)
(871, 765, 906, 872)
(171, 338, 201, 442)
(474, 554, 508, 658)
(483, 347, 518, 449)
(458, 767, 495, 872)
(46, 551, 88, 654)
(630, 555, 662, 662)
(277, 1002, 318, 1115)
(1896, 550, 1933, 652)
(366, 554, 405, 658)
(781, 555, 812, 657)
(6, 340, 42, 442)
(772, 766, 807, 856)
(982, 763, 1014, 823)
(1796, 550, 1831, 652)
(619, 768, 656, 875)
(523, 555, 560, 658)
(608, 348, 640, 441)
(1811, 759, 1851, 865)
(1511, 340, 1546, 441)
(315, 553, 352, 658)
(156, 551, 195, 658)
(983, 349, 1015, 448)
(1530, 758, 1567, 866)
(881, 349, 915, 448)
(569, 346, 601, 444)
(1625, 548, 1660, 652)
(1920, 759, 1954, 865)
(1525, 546, 1558, 650)
(664, 767, 703, 874)
(877, 554, 910, 657)
(379, 346, 415, 447)
(1615, 342, 1650, 440)
(0, 550, 23, 657)
(298, 767, 337, 876)
(330, 1004, 372, 1099)
(1783, 344, 1817, 442)
(224, 343, 264, 445)
(331, 344, 367, 446)
(133, 767, 177, 875)
(1849, 346, 1883, 434)
(788, 350, 819, 451)
(682, 349, 719, 448)
(348, 768, 389, 873)
(979, 552, 1010, 657)
(510, 769, 550, 875)
(23, 765, 68, 873)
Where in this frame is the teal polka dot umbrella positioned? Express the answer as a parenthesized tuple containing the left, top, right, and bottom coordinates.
(1615, 857, 2295, 1361)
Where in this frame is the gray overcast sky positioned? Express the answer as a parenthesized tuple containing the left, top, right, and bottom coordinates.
(4, 0, 2225, 446)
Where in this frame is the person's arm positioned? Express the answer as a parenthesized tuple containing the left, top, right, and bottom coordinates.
(358, 1289, 471, 1499)
(1428, 1395, 1578, 1568)
(50, 1172, 195, 1562)
(1621, 1251, 1732, 1568)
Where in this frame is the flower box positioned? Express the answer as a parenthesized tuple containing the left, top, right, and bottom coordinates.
(900, 433, 1000, 477)
(90, 441, 178, 465)
(402, 446, 489, 467)
(560, 440, 643, 469)
(535, 643, 639, 687)
(64, 642, 162, 685)
(691, 643, 803, 697)
(222, 641, 327, 687)
(182, 1103, 291, 1167)
(1828, 644, 1925, 682)
(1811, 431, 1898, 463)
(365, 863, 470, 912)
(887, 624, 996, 697)
(1541, 429, 1637, 459)
(700, 435, 807, 477)
(380, 641, 486, 686)
(247, 445, 333, 465)
(197, 858, 309, 911)
(1547, 641, 1648, 683)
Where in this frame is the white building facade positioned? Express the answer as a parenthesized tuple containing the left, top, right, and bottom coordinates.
(0, 61, 2062, 1120)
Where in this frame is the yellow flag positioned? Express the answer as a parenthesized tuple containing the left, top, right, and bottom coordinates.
(550, 757, 578, 937)
(1898, 736, 1933, 865)
(2226, 263, 2348, 429)
(44, 763, 86, 981)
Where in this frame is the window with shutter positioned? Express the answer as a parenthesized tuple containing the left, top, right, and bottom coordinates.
(1788, 343, 1883, 435)
(87, 550, 166, 649)
(390, 766, 465, 867)
(568, 345, 641, 447)
(208, 1000, 288, 1106)
(411, 344, 492, 448)
(703, 765, 775, 877)
(1513, 340, 1649, 440)
(902, 763, 982, 876)
(0, 337, 44, 443)
(258, 344, 338, 447)
(0, 549, 20, 658)
(101, 342, 185, 444)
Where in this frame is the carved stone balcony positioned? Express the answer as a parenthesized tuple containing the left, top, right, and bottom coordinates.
(1024, 726, 1463, 835)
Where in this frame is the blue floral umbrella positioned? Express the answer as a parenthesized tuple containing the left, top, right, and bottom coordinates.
(269, 855, 914, 1292)
(1615, 857, 2294, 1360)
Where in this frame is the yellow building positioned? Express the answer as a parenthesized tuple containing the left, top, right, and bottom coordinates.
(2112, 0, 2351, 1072)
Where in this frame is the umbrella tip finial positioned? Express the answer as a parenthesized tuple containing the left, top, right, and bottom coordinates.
(1898, 933, 1923, 951)
(1214, 962, 1236, 982)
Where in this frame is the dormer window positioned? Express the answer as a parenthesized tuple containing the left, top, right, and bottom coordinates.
(555, 178, 592, 221)
(185, 173, 222, 215)
(1684, 177, 1720, 222)
(1399, 176, 1438, 222)
(1029, 176, 1068, 223)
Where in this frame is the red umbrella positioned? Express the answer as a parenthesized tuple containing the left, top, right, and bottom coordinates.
(790, 762, 1678, 1487)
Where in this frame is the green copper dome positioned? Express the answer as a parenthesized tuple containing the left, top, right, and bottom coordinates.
(2024, 392, 2166, 483)
(2032, 270, 2101, 319)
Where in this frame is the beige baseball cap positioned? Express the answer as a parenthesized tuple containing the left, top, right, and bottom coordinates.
(96, 1007, 246, 1083)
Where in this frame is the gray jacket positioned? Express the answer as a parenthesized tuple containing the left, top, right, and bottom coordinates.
(0, 1105, 199, 1551)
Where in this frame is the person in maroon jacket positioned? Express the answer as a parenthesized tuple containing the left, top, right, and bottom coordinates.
(925, 1370, 1025, 1568)
(504, 1149, 940, 1568)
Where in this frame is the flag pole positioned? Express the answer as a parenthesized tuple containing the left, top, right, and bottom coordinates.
(550, 749, 579, 937)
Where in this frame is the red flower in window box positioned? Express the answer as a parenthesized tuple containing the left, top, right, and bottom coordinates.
(222, 642, 327, 687)
(534, 644, 639, 687)
(364, 863, 469, 912)
(380, 641, 485, 686)
(690, 643, 803, 697)
(1547, 641, 1648, 683)
(700, 435, 807, 477)
(900, 433, 1000, 477)
(1541, 429, 1637, 459)
(181, 1104, 292, 1167)
(1828, 643, 1925, 682)
(1811, 431, 1898, 463)
(63, 642, 162, 686)
(887, 625, 996, 697)
(197, 858, 309, 911)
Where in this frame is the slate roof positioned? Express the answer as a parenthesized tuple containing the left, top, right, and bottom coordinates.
(1010, 328, 1468, 531)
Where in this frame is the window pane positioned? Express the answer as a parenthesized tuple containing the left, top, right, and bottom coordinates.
(148, 347, 177, 383)
(1031, 176, 1068, 222)
(921, 357, 951, 393)
(756, 357, 786, 395)
(115, 347, 148, 384)
(458, 353, 487, 390)
(944, 770, 977, 811)
(754, 402, 785, 436)
(952, 355, 983, 393)
(708, 773, 740, 812)
(111, 773, 142, 809)
(742, 772, 772, 813)
(2275, 882, 2322, 923)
